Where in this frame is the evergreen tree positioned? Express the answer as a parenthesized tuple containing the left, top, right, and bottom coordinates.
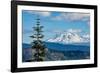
(30, 16, 46, 61)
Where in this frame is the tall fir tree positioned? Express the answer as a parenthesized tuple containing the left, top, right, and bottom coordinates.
(30, 16, 46, 61)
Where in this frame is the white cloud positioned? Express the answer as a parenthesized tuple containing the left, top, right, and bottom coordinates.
(36, 12, 51, 17)
(82, 34, 90, 38)
(26, 11, 51, 17)
(63, 13, 90, 21)
(67, 29, 82, 33)
(50, 29, 82, 35)
(52, 15, 62, 21)
(53, 30, 63, 34)
(52, 12, 90, 21)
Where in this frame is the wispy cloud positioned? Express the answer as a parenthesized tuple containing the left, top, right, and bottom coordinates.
(49, 29, 82, 34)
(52, 30, 63, 34)
(25, 10, 51, 17)
(82, 34, 90, 38)
(67, 29, 82, 33)
(52, 12, 90, 22)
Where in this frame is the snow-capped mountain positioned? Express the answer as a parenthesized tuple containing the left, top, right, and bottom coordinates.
(47, 32, 90, 44)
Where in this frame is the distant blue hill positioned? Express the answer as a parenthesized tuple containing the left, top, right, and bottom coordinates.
(23, 42, 90, 52)
(22, 42, 90, 62)
(22, 43, 31, 49)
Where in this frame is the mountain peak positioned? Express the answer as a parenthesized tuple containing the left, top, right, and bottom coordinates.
(47, 32, 89, 44)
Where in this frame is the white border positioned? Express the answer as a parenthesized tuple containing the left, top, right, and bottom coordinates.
(17, 5, 94, 68)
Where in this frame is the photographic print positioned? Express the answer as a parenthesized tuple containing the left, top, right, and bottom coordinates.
(11, 1, 97, 72)
(22, 10, 90, 62)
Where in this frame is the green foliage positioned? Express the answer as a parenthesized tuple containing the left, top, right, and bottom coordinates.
(30, 17, 46, 61)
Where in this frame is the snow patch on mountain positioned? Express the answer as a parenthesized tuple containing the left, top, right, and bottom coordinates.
(47, 32, 90, 44)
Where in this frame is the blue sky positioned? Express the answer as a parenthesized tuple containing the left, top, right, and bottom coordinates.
(22, 10, 90, 43)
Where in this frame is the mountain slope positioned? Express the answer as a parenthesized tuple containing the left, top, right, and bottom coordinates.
(47, 32, 90, 44)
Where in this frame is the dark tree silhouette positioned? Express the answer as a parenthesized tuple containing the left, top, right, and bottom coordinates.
(30, 16, 46, 61)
